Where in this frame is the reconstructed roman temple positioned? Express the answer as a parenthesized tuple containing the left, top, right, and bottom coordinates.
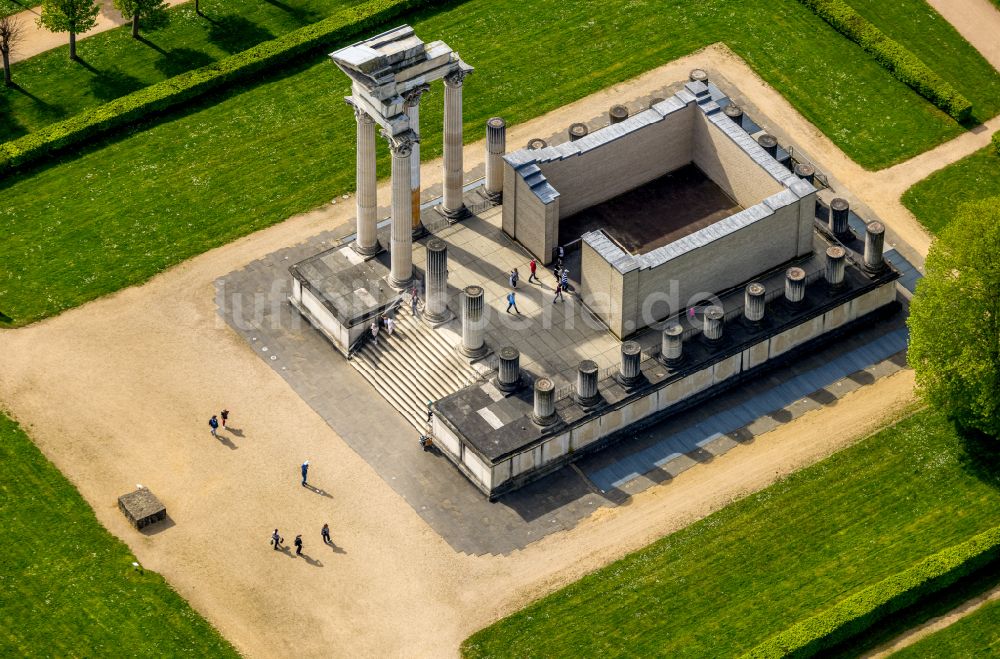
(289, 26, 900, 499)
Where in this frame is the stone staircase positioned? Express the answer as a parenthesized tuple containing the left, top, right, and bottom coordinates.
(350, 311, 482, 431)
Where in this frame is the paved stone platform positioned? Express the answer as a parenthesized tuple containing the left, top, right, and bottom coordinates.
(217, 223, 909, 555)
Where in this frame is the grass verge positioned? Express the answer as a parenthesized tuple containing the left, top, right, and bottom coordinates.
(0, 0, 365, 142)
(846, 0, 999, 124)
(902, 145, 1000, 234)
(3, 0, 1000, 325)
(461, 407, 1000, 658)
(0, 412, 239, 656)
(890, 593, 1000, 657)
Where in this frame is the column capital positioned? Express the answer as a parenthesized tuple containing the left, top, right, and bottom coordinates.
(403, 83, 431, 108)
(444, 68, 471, 87)
(347, 98, 375, 125)
(383, 130, 418, 157)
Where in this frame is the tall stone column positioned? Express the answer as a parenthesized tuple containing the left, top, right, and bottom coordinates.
(352, 105, 379, 256)
(442, 70, 469, 219)
(424, 238, 450, 324)
(485, 117, 506, 202)
(405, 85, 430, 237)
(386, 131, 417, 289)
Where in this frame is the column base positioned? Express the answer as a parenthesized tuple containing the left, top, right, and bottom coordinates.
(494, 375, 522, 393)
(351, 240, 383, 258)
(574, 393, 604, 412)
(440, 204, 469, 221)
(531, 412, 558, 427)
(411, 223, 428, 240)
(862, 262, 886, 276)
(614, 373, 646, 391)
(459, 343, 490, 362)
(387, 273, 413, 291)
(479, 187, 503, 205)
(422, 308, 453, 328)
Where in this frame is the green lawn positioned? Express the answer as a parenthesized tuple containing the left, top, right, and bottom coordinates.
(848, 0, 1000, 125)
(461, 408, 1000, 658)
(4, 0, 1000, 326)
(0, 0, 366, 142)
(0, 413, 239, 656)
(892, 596, 1000, 658)
(902, 146, 1000, 234)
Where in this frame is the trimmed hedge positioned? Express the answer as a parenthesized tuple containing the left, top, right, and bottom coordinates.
(797, 0, 972, 122)
(993, 130, 1000, 157)
(0, 0, 434, 175)
(744, 525, 1000, 658)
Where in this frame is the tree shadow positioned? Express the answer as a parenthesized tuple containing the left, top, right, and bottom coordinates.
(136, 35, 167, 56)
(957, 424, 1000, 491)
(154, 47, 215, 78)
(0, 89, 28, 143)
(262, 0, 321, 25)
(88, 67, 145, 102)
(206, 15, 275, 54)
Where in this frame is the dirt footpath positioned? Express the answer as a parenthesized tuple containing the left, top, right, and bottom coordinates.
(0, 46, 936, 657)
(8, 0, 188, 65)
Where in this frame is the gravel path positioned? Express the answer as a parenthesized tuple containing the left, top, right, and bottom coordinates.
(7, 0, 188, 64)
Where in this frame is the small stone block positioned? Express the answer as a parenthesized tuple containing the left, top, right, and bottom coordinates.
(118, 488, 167, 530)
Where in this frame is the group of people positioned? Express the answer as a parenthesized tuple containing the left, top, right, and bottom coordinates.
(268, 461, 336, 556)
(207, 409, 230, 437)
(271, 523, 333, 556)
(370, 311, 396, 345)
(371, 286, 422, 345)
(505, 246, 572, 314)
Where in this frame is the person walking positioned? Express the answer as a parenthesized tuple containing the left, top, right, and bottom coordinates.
(220, 409, 229, 428)
(509, 268, 518, 288)
(271, 529, 283, 550)
(301, 460, 309, 486)
(553, 282, 564, 303)
(370, 319, 379, 346)
(321, 523, 331, 545)
(385, 316, 395, 336)
(560, 268, 569, 293)
(506, 291, 520, 314)
(208, 415, 219, 437)
(410, 286, 419, 317)
(294, 534, 303, 556)
(528, 258, 538, 283)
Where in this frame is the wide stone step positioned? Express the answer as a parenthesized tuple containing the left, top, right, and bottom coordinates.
(352, 349, 428, 430)
(349, 310, 486, 431)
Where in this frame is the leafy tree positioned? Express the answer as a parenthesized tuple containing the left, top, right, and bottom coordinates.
(113, 0, 168, 39)
(0, 14, 23, 87)
(908, 197, 1000, 438)
(37, 0, 99, 61)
